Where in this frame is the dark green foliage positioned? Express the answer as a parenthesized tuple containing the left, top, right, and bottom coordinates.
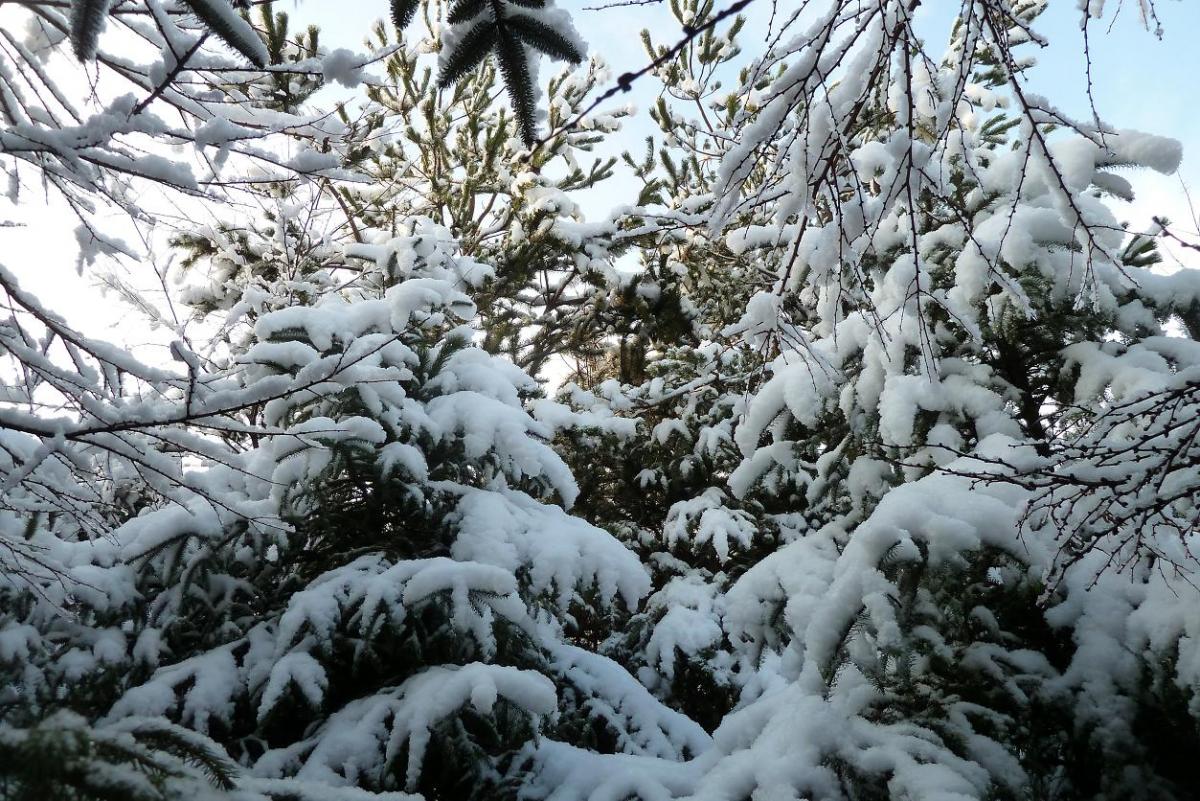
(437, 22, 500, 89)
(181, 0, 268, 67)
(0, 713, 235, 801)
(70, 0, 270, 67)
(504, 13, 583, 65)
(69, 0, 110, 61)
(663, 650, 739, 734)
(448, 0, 489, 25)
(407, 702, 537, 801)
(492, 24, 539, 148)
(414, 0, 585, 144)
(391, 0, 422, 32)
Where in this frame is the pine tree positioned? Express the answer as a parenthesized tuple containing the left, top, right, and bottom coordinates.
(351, 15, 629, 379)
(548, 0, 797, 735)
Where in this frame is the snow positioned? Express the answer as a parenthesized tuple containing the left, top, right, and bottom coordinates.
(321, 49, 366, 88)
(662, 488, 757, 561)
(450, 487, 650, 610)
(258, 651, 328, 720)
(4, 2, 1200, 800)
(642, 576, 724, 679)
(289, 664, 556, 791)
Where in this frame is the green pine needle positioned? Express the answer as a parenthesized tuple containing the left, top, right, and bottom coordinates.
(181, 0, 269, 67)
(126, 721, 238, 791)
(69, 0, 111, 61)
(435, 1, 590, 146)
(438, 21, 499, 88)
(494, 31, 538, 145)
(505, 13, 583, 64)
(448, 0, 490, 24)
(391, 0, 422, 32)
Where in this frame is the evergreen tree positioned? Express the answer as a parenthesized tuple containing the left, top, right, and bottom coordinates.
(0, 5, 699, 798)
(546, 2, 1200, 799)
(4, 1, 1200, 800)
(703, 4, 1200, 800)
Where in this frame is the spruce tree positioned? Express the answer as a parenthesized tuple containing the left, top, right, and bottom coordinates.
(546, 2, 1200, 799)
